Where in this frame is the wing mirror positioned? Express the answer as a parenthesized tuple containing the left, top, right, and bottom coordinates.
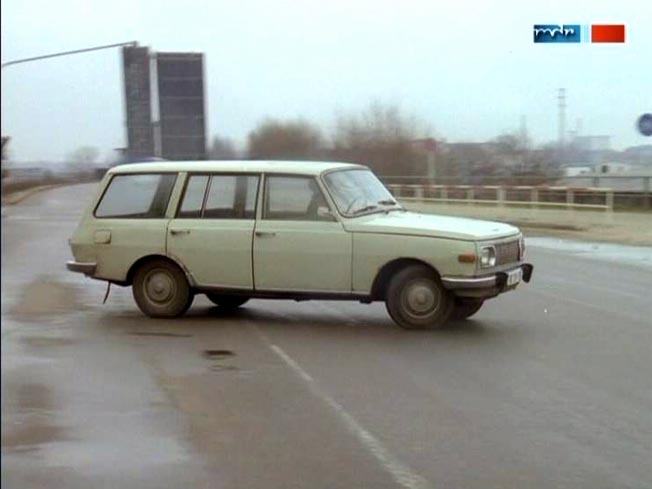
(317, 206, 335, 220)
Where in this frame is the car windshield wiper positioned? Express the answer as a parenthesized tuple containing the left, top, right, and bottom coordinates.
(351, 204, 379, 215)
(377, 199, 406, 212)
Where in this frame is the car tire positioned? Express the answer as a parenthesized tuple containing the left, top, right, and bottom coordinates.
(450, 299, 484, 320)
(205, 293, 249, 309)
(132, 259, 194, 318)
(385, 264, 453, 329)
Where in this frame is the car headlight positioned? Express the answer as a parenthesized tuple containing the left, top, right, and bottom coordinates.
(479, 246, 496, 268)
(519, 235, 526, 260)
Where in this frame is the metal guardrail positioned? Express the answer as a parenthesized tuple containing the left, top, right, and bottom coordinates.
(386, 184, 614, 211)
(380, 174, 651, 209)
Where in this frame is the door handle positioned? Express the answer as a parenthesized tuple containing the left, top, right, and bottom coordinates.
(170, 229, 191, 235)
(255, 231, 276, 237)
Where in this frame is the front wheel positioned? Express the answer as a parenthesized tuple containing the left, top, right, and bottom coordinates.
(385, 265, 453, 329)
(132, 259, 194, 318)
(205, 293, 249, 309)
(450, 299, 484, 320)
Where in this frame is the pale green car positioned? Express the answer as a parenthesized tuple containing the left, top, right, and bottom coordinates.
(67, 161, 533, 329)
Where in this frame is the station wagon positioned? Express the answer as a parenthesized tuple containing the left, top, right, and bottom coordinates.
(67, 161, 533, 329)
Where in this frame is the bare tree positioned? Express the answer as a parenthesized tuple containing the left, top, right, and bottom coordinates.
(331, 103, 430, 176)
(68, 146, 99, 164)
(1, 136, 9, 179)
(247, 119, 323, 160)
(209, 135, 238, 160)
(66, 146, 100, 175)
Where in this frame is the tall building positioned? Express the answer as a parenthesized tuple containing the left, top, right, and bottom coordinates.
(122, 46, 207, 161)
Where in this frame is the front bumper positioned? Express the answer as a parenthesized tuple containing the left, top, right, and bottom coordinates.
(441, 263, 533, 299)
(66, 261, 97, 276)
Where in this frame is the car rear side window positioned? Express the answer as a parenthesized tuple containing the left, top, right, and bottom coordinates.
(177, 174, 259, 219)
(95, 173, 177, 218)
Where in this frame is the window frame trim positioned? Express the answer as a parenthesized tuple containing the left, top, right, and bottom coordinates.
(174, 172, 262, 220)
(261, 173, 337, 222)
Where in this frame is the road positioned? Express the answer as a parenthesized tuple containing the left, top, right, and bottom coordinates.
(2, 184, 651, 489)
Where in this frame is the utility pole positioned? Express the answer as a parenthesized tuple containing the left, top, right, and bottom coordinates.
(558, 88, 566, 148)
(519, 115, 528, 147)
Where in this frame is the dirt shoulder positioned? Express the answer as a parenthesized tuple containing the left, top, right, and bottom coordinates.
(1, 184, 66, 206)
(2, 176, 100, 206)
(405, 201, 652, 247)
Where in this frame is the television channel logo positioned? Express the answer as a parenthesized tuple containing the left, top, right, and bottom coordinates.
(533, 25, 581, 43)
(534, 24, 625, 43)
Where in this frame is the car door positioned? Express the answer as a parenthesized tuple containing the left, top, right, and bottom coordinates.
(167, 173, 259, 289)
(253, 174, 352, 293)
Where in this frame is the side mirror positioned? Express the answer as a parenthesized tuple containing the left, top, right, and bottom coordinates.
(317, 206, 335, 220)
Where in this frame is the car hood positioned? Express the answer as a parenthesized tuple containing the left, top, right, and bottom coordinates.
(342, 211, 520, 241)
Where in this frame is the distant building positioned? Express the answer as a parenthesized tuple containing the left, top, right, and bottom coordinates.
(563, 165, 593, 176)
(595, 162, 635, 174)
(622, 145, 652, 166)
(565, 135, 615, 166)
(409, 138, 437, 178)
(572, 135, 611, 152)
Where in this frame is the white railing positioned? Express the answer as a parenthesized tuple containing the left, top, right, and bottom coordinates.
(386, 184, 614, 211)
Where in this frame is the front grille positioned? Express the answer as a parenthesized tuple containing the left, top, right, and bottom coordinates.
(495, 240, 519, 265)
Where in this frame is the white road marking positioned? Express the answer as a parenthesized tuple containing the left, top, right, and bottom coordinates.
(539, 275, 642, 300)
(266, 341, 431, 489)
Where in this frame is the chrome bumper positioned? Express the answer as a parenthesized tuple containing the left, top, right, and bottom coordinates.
(66, 261, 97, 276)
(442, 264, 533, 297)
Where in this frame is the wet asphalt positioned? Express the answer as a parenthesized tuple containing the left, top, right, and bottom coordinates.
(2, 184, 651, 489)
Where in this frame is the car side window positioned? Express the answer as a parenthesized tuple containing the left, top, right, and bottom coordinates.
(95, 173, 177, 218)
(264, 176, 332, 221)
(178, 174, 259, 219)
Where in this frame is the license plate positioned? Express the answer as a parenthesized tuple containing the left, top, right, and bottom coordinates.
(506, 268, 523, 287)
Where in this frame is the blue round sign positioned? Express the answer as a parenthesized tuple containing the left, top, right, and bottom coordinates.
(638, 113, 652, 136)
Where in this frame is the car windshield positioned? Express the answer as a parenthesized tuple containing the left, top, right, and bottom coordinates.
(323, 169, 402, 216)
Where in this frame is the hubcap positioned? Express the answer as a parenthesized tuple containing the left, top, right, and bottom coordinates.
(402, 279, 440, 319)
(144, 270, 175, 304)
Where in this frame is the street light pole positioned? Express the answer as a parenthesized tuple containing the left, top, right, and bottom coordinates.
(1, 41, 138, 69)
(1, 40, 139, 174)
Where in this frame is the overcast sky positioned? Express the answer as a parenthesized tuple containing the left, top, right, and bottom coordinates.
(1, 0, 651, 162)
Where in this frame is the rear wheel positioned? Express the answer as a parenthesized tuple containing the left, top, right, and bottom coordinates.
(132, 259, 194, 318)
(450, 299, 484, 320)
(205, 293, 249, 309)
(385, 264, 453, 329)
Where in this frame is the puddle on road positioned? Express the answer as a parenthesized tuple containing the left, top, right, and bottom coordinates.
(129, 331, 193, 338)
(208, 364, 240, 372)
(202, 350, 241, 372)
(2, 424, 69, 452)
(527, 237, 652, 269)
(10, 277, 84, 320)
(1, 381, 70, 452)
(20, 336, 77, 349)
(203, 349, 235, 359)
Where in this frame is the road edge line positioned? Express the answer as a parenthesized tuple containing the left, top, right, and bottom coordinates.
(265, 340, 431, 489)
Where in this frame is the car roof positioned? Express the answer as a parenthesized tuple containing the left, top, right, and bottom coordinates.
(109, 160, 368, 176)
